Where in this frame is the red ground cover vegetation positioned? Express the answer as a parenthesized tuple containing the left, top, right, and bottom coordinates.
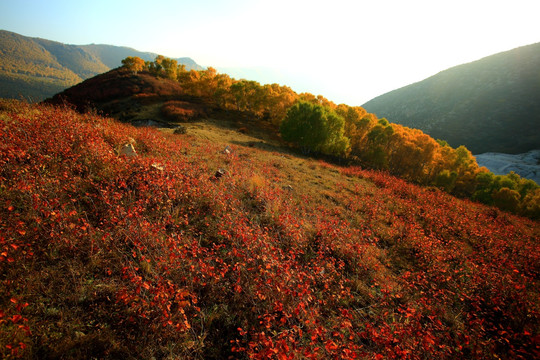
(0, 100, 538, 359)
(161, 100, 208, 122)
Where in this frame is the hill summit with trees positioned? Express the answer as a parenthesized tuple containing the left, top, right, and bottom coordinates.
(362, 42, 540, 154)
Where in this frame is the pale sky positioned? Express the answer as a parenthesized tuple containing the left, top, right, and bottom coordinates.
(1, 0, 539, 105)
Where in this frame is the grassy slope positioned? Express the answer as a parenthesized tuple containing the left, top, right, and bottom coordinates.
(0, 100, 539, 359)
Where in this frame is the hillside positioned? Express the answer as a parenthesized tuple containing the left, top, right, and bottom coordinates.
(46, 60, 540, 219)
(362, 43, 540, 154)
(0, 30, 201, 101)
(1, 99, 539, 359)
(46, 68, 187, 117)
(0, 30, 88, 101)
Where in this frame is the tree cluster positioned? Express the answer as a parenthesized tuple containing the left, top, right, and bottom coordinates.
(122, 56, 298, 125)
(280, 101, 349, 156)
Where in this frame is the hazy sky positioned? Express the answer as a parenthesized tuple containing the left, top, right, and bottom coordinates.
(1, 0, 539, 105)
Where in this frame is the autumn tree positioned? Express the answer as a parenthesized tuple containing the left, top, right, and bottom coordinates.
(147, 55, 163, 75)
(472, 169, 495, 203)
(339, 106, 375, 160)
(230, 80, 266, 116)
(196, 67, 220, 98)
(280, 101, 349, 155)
(146, 55, 178, 79)
(451, 145, 479, 197)
(161, 57, 178, 80)
(213, 73, 234, 108)
(492, 187, 521, 212)
(261, 84, 297, 126)
(521, 188, 540, 218)
(386, 126, 436, 182)
(121, 56, 145, 74)
(177, 69, 200, 95)
(360, 118, 394, 169)
(299, 93, 336, 110)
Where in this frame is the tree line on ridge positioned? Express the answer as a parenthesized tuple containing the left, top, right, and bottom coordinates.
(121, 56, 540, 218)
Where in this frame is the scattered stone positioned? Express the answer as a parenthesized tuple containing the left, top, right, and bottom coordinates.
(151, 163, 165, 171)
(173, 125, 187, 134)
(118, 143, 137, 157)
(222, 145, 232, 155)
(215, 168, 227, 178)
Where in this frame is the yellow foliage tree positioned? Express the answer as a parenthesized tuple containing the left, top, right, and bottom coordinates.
(121, 56, 145, 74)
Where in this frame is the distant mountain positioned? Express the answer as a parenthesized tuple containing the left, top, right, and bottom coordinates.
(0, 30, 202, 101)
(79, 43, 202, 71)
(362, 43, 540, 154)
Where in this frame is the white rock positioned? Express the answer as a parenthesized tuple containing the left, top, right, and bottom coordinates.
(118, 143, 137, 157)
(151, 163, 164, 171)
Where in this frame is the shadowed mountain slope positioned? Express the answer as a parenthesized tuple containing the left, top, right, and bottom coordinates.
(363, 43, 540, 154)
(47, 68, 185, 110)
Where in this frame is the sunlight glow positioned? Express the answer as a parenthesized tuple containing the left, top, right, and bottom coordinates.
(1, 0, 539, 104)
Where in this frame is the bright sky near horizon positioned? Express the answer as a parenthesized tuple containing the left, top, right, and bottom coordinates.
(1, 0, 539, 105)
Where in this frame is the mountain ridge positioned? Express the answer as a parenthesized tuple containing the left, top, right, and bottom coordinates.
(79, 43, 201, 71)
(0, 29, 202, 101)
